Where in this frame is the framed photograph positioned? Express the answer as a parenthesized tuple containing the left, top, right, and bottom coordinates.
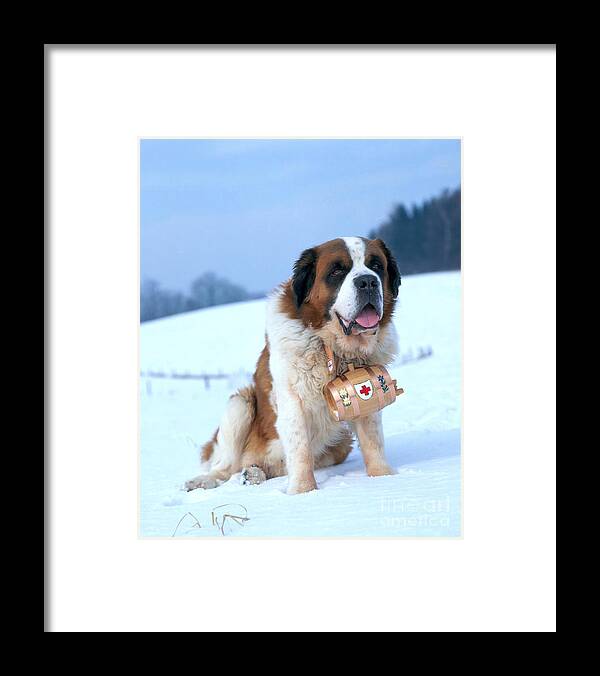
(46, 45, 556, 632)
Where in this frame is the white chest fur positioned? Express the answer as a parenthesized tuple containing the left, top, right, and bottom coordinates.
(266, 295, 348, 455)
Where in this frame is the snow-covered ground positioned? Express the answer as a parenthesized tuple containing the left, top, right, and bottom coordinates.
(140, 271, 461, 537)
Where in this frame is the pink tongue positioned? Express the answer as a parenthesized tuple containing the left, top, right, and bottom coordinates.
(355, 306, 380, 328)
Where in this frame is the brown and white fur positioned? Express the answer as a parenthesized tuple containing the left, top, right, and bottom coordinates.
(185, 236, 401, 495)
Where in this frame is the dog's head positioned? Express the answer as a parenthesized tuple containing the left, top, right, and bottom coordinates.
(290, 237, 400, 340)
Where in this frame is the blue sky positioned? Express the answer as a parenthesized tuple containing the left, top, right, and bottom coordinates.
(141, 139, 461, 294)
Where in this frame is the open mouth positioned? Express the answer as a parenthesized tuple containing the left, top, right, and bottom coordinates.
(336, 303, 381, 336)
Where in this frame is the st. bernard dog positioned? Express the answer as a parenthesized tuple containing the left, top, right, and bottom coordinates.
(185, 236, 401, 495)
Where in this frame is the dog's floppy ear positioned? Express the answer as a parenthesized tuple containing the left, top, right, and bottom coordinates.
(292, 247, 317, 308)
(376, 239, 401, 298)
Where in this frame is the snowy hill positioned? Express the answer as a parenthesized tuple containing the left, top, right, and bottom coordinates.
(140, 271, 462, 537)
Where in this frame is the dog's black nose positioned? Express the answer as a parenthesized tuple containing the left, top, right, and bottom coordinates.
(354, 274, 379, 290)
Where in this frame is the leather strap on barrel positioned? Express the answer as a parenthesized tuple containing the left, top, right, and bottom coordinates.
(324, 343, 335, 374)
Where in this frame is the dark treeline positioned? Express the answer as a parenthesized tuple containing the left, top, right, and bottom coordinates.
(141, 272, 262, 322)
(369, 187, 461, 275)
(141, 187, 460, 322)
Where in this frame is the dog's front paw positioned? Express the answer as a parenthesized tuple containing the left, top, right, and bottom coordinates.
(184, 475, 220, 491)
(287, 474, 318, 495)
(241, 464, 267, 486)
(367, 463, 395, 477)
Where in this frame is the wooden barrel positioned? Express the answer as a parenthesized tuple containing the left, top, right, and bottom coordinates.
(324, 363, 404, 422)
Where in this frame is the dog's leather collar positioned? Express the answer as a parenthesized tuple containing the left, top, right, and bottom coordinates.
(323, 343, 359, 377)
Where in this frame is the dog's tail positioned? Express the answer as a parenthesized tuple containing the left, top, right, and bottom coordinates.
(200, 385, 256, 474)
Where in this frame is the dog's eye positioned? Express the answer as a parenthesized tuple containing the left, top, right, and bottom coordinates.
(369, 259, 383, 271)
(329, 266, 345, 277)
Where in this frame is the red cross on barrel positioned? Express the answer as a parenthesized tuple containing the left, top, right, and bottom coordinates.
(355, 379, 374, 401)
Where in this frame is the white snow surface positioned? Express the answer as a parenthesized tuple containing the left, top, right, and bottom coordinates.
(140, 271, 462, 537)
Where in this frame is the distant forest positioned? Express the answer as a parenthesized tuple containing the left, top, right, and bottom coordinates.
(140, 273, 263, 323)
(141, 187, 461, 322)
(369, 187, 461, 275)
